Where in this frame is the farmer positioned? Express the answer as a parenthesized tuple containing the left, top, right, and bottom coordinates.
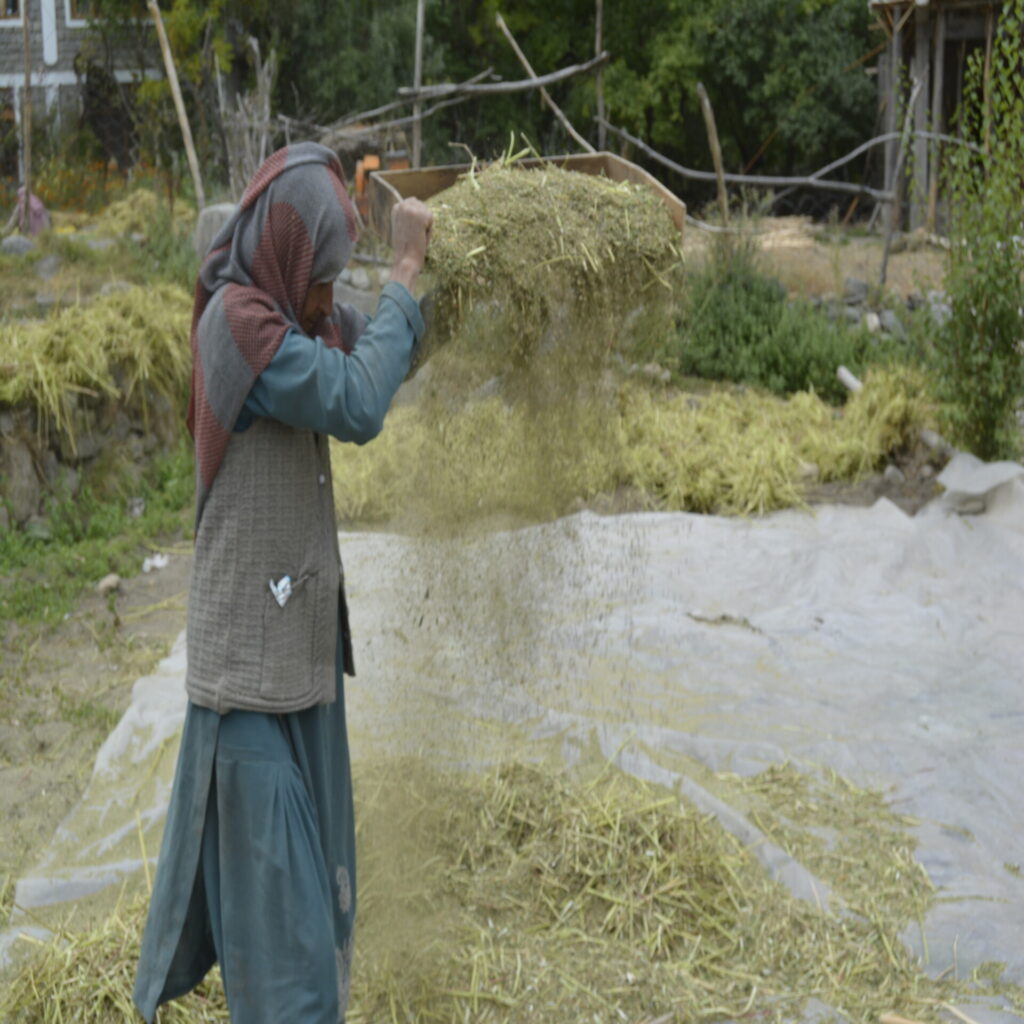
(133, 142, 432, 1023)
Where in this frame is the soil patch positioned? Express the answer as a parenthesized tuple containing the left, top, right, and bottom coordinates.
(0, 536, 192, 924)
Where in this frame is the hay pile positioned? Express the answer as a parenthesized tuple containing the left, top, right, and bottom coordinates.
(424, 162, 682, 359)
(332, 366, 934, 525)
(0, 284, 192, 451)
(92, 190, 194, 238)
(3, 760, 1010, 1023)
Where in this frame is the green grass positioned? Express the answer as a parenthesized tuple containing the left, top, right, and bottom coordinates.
(0, 442, 194, 628)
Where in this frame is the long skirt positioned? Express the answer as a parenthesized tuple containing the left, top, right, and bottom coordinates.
(133, 664, 356, 1024)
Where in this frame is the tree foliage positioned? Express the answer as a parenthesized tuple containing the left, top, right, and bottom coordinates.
(77, 0, 880, 204)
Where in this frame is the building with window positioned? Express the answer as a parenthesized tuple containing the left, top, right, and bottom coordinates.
(0, 0, 158, 176)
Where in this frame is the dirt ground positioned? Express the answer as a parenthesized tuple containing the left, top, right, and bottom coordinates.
(0, 225, 951, 931)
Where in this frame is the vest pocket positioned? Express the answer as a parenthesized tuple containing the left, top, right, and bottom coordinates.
(260, 569, 319, 701)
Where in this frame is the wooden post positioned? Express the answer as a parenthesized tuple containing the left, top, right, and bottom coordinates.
(20, 0, 32, 233)
(696, 82, 728, 226)
(595, 0, 605, 151)
(927, 8, 946, 233)
(910, 4, 931, 230)
(412, 0, 425, 168)
(884, 7, 903, 233)
(146, 0, 205, 210)
(495, 12, 596, 153)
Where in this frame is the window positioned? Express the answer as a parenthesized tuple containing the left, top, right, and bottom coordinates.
(69, 0, 94, 18)
(2, 0, 19, 21)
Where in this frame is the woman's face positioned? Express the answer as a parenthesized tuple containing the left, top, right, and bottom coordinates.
(300, 281, 334, 337)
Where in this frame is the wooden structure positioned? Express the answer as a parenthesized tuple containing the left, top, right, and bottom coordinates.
(367, 151, 686, 244)
(872, 0, 1002, 232)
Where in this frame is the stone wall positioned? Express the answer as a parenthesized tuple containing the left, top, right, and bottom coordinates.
(0, 389, 181, 534)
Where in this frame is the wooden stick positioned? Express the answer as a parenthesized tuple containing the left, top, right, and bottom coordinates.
(880, 76, 923, 288)
(398, 51, 609, 100)
(20, 0, 32, 233)
(927, 8, 946, 232)
(880, 1014, 930, 1024)
(696, 82, 728, 225)
(146, 0, 205, 210)
(495, 12, 595, 153)
(412, 0, 425, 168)
(595, 0, 605, 151)
(598, 117, 902, 201)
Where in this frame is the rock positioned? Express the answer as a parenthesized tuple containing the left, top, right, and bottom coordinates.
(349, 266, 371, 290)
(1, 234, 35, 256)
(193, 202, 238, 259)
(844, 305, 861, 324)
(34, 253, 61, 280)
(24, 515, 52, 541)
(34, 291, 57, 310)
(926, 289, 952, 327)
(921, 464, 935, 479)
(99, 280, 133, 297)
(128, 496, 146, 518)
(843, 276, 869, 305)
(130, 232, 146, 245)
(85, 237, 115, 252)
(641, 362, 672, 385)
(864, 311, 882, 333)
(879, 308, 907, 341)
(920, 427, 954, 461)
(338, 267, 353, 285)
(0, 436, 41, 525)
(883, 464, 906, 485)
(97, 573, 121, 597)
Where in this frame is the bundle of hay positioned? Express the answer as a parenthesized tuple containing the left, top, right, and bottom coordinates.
(425, 162, 682, 362)
(93, 190, 195, 238)
(0, 284, 192, 452)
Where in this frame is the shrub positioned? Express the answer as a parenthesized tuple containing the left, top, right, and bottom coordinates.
(935, 0, 1024, 459)
(668, 236, 879, 404)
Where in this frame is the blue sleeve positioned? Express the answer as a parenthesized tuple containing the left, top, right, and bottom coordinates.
(237, 281, 425, 443)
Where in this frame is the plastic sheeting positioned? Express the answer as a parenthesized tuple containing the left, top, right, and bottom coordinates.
(4, 454, 1024, 1019)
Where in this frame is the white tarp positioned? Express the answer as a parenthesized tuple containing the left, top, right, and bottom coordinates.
(5, 454, 1024, 1020)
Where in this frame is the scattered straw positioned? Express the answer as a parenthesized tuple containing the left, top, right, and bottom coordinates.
(3, 760, 1017, 1024)
(333, 365, 934, 527)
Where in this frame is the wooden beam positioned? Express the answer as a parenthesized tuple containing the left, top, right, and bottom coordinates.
(412, 0, 425, 169)
(911, 4, 931, 229)
(927, 8, 946, 232)
(397, 52, 609, 100)
(595, 0, 605, 151)
(20, 0, 32, 233)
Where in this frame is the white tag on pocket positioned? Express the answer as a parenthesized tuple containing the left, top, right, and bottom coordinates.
(269, 575, 293, 608)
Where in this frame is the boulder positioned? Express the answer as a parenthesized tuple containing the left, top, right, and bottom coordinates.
(0, 436, 41, 525)
(193, 202, 238, 259)
(1, 234, 35, 256)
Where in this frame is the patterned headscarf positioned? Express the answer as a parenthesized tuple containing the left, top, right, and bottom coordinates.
(187, 142, 360, 525)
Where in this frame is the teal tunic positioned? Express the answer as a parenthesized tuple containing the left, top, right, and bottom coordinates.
(134, 284, 423, 1024)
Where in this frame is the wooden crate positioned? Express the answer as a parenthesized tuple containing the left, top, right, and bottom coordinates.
(367, 151, 686, 243)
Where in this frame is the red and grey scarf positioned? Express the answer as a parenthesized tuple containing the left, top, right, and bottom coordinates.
(187, 142, 360, 525)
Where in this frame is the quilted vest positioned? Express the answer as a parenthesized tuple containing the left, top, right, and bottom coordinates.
(186, 418, 348, 713)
